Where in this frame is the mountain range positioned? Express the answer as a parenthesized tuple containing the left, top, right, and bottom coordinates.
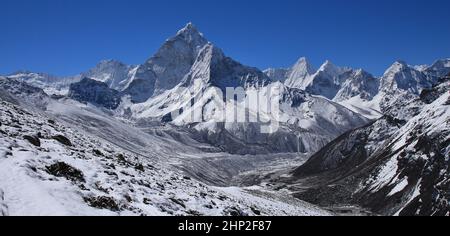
(1, 23, 449, 216)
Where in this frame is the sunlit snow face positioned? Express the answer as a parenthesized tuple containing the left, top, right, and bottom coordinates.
(170, 84, 281, 134)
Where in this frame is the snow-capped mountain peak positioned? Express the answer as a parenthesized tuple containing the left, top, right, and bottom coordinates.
(177, 22, 202, 36)
(81, 59, 137, 91)
(283, 57, 316, 90)
(380, 60, 430, 95)
(173, 22, 208, 51)
(318, 60, 342, 75)
(425, 58, 450, 78)
(383, 60, 409, 75)
(289, 57, 316, 79)
(182, 43, 270, 91)
(414, 64, 429, 72)
(430, 58, 450, 68)
(120, 23, 210, 102)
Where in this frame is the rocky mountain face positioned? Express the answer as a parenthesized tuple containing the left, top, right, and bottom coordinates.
(122, 23, 210, 103)
(279, 74, 450, 216)
(181, 43, 271, 91)
(6, 71, 76, 96)
(264, 68, 290, 82)
(80, 60, 138, 92)
(334, 69, 379, 102)
(0, 76, 50, 109)
(68, 78, 122, 109)
(265, 59, 379, 108)
(380, 61, 430, 95)
(425, 58, 450, 78)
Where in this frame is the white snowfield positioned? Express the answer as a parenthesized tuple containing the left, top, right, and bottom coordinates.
(0, 99, 330, 216)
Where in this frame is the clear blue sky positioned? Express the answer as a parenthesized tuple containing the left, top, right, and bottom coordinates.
(1, 0, 449, 76)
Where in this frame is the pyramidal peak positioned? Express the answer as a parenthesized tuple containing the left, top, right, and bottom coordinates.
(320, 60, 335, 68)
(288, 57, 316, 79)
(292, 57, 315, 73)
(176, 22, 204, 39)
(384, 60, 410, 75)
(165, 22, 210, 54)
(318, 60, 341, 75)
(393, 60, 410, 68)
(295, 57, 309, 64)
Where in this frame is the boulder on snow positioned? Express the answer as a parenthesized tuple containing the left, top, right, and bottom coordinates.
(23, 135, 41, 147)
(84, 196, 120, 211)
(52, 135, 72, 146)
(46, 162, 85, 183)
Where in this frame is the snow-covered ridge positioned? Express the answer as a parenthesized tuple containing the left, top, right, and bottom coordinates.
(265, 58, 449, 119)
(80, 60, 139, 92)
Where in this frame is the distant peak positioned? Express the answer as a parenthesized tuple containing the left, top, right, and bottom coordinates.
(291, 57, 315, 75)
(9, 70, 34, 75)
(354, 68, 373, 78)
(171, 22, 208, 48)
(319, 60, 337, 71)
(414, 64, 428, 71)
(99, 59, 123, 65)
(393, 60, 408, 66)
(316, 60, 347, 77)
(295, 57, 308, 64)
(384, 60, 410, 76)
(177, 22, 201, 36)
(324, 60, 334, 66)
(430, 58, 450, 67)
(389, 60, 409, 70)
(354, 68, 364, 75)
(186, 22, 195, 29)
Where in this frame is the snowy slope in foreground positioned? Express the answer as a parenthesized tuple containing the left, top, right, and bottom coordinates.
(0, 98, 329, 216)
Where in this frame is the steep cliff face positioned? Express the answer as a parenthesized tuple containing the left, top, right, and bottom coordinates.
(68, 78, 122, 109)
(122, 23, 209, 103)
(81, 60, 138, 91)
